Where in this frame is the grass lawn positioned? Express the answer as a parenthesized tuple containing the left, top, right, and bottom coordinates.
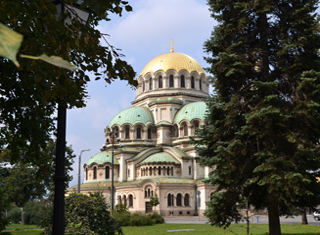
(0, 224, 42, 235)
(122, 223, 320, 235)
(2, 223, 320, 234)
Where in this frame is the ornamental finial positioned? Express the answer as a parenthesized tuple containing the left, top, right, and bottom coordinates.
(170, 39, 174, 53)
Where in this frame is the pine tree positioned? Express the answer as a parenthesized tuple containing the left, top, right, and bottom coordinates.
(196, 1, 320, 234)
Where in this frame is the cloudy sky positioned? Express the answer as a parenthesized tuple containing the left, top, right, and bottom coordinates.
(67, 0, 216, 187)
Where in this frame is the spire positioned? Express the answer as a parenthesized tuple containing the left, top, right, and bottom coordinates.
(170, 39, 174, 53)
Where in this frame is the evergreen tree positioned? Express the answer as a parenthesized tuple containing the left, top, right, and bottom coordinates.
(196, 1, 320, 234)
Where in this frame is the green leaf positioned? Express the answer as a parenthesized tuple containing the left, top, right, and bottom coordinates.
(20, 54, 77, 71)
(125, 5, 133, 12)
(0, 23, 23, 67)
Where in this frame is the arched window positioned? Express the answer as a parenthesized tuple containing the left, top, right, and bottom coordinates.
(171, 167, 173, 176)
(159, 76, 163, 88)
(93, 167, 97, 179)
(169, 75, 174, 87)
(149, 167, 152, 176)
(145, 190, 148, 198)
(125, 127, 130, 139)
(199, 79, 202, 91)
(148, 128, 152, 139)
(172, 125, 179, 137)
(184, 124, 188, 136)
(129, 195, 133, 207)
(158, 167, 161, 175)
(180, 75, 185, 88)
(137, 127, 141, 139)
(106, 166, 110, 179)
(167, 167, 170, 175)
(191, 76, 195, 88)
(177, 193, 182, 206)
(168, 193, 174, 206)
(189, 166, 191, 175)
(123, 195, 127, 206)
(184, 194, 190, 206)
(163, 166, 166, 175)
(148, 188, 151, 197)
(149, 77, 153, 90)
(143, 81, 145, 91)
(85, 168, 88, 180)
(195, 122, 199, 129)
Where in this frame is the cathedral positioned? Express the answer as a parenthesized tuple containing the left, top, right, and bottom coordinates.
(68, 44, 215, 216)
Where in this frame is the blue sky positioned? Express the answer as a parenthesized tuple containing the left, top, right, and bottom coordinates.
(67, 0, 216, 187)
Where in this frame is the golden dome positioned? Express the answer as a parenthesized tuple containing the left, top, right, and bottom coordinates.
(140, 52, 206, 76)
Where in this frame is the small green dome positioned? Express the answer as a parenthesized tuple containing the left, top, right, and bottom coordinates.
(138, 152, 180, 165)
(148, 97, 183, 107)
(109, 106, 154, 127)
(86, 151, 119, 166)
(173, 101, 207, 124)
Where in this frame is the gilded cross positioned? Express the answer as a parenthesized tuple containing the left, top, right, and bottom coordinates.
(170, 39, 174, 53)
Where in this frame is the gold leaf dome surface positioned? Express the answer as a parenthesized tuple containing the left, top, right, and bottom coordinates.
(140, 52, 205, 76)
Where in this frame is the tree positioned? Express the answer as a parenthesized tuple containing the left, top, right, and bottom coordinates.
(150, 192, 160, 210)
(195, 1, 320, 235)
(0, 139, 75, 231)
(0, 0, 136, 168)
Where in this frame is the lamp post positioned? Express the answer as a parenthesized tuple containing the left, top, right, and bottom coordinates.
(78, 149, 90, 193)
(106, 127, 119, 210)
(50, 1, 91, 234)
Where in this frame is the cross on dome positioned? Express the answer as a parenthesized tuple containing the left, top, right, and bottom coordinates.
(170, 39, 174, 53)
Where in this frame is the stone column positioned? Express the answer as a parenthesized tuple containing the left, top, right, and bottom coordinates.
(186, 75, 191, 89)
(163, 75, 168, 88)
(174, 75, 179, 88)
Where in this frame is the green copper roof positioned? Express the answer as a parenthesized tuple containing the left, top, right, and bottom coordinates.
(148, 97, 183, 106)
(173, 101, 207, 124)
(164, 147, 193, 159)
(137, 152, 180, 166)
(86, 151, 119, 166)
(109, 106, 154, 127)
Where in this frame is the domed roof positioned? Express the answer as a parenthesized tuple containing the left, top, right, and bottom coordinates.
(86, 151, 119, 166)
(173, 101, 207, 124)
(109, 106, 154, 127)
(140, 52, 206, 76)
(137, 152, 180, 166)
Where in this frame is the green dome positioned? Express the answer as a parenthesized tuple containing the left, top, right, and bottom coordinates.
(86, 151, 119, 166)
(148, 97, 183, 107)
(109, 106, 154, 127)
(138, 152, 180, 166)
(173, 101, 207, 124)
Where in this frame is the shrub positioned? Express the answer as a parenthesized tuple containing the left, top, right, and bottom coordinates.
(112, 211, 131, 227)
(42, 192, 123, 235)
(7, 208, 21, 223)
(128, 212, 155, 226)
(148, 212, 165, 224)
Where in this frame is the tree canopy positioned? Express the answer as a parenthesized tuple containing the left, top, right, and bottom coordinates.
(0, 0, 137, 168)
(195, 1, 320, 235)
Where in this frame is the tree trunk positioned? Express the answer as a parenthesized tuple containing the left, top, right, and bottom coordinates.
(267, 195, 281, 235)
(301, 208, 308, 225)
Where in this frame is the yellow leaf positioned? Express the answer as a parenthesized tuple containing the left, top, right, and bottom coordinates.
(0, 23, 23, 67)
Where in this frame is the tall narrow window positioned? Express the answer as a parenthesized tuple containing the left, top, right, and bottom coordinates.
(129, 195, 133, 207)
(143, 81, 145, 91)
(184, 124, 188, 136)
(163, 166, 166, 175)
(184, 194, 190, 206)
(180, 75, 185, 88)
(93, 167, 97, 179)
(149, 77, 153, 90)
(149, 167, 152, 176)
(125, 127, 130, 139)
(106, 166, 110, 179)
(123, 195, 127, 206)
(148, 128, 152, 139)
(199, 79, 202, 90)
(148, 188, 151, 197)
(159, 76, 163, 88)
(137, 127, 141, 139)
(177, 193, 182, 206)
(191, 76, 195, 88)
(167, 167, 170, 175)
(168, 193, 174, 206)
(189, 166, 191, 175)
(86, 168, 88, 180)
(169, 75, 174, 87)
(171, 167, 173, 176)
(158, 167, 161, 175)
(145, 190, 148, 198)
(195, 122, 199, 129)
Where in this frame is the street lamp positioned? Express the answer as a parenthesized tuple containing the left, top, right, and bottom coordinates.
(106, 127, 120, 210)
(78, 149, 90, 193)
(50, 1, 91, 234)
